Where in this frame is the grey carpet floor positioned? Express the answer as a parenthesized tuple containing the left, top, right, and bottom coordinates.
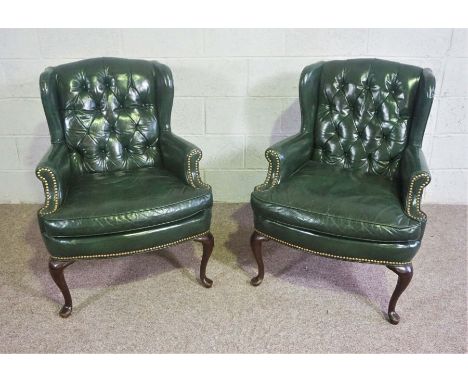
(0, 203, 466, 353)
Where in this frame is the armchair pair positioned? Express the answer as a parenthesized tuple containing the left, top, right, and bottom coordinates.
(36, 58, 433, 324)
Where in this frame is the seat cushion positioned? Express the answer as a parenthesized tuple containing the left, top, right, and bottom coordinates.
(40, 167, 212, 237)
(251, 161, 422, 243)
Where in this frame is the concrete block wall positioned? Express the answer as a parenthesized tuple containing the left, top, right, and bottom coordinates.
(0, 29, 466, 203)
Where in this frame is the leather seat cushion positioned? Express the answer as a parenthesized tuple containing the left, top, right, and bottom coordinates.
(40, 167, 212, 237)
(251, 161, 422, 243)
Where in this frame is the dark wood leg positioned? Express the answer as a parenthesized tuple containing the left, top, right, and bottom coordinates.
(194, 232, 214, 288)
(386, 263, 413, 325)
(250, 231, 269, 286)
(49, 259, 75, 318)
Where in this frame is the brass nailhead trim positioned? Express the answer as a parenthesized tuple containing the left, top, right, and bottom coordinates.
(256, 149, 280, 191)
(50, 230, 210, 261)
(187, 149, 210, 189)
(268, 150, 281, 186)
(36, 167, 59, 215)
(255, 229, 410, 265)
(405, 172, 430, 221)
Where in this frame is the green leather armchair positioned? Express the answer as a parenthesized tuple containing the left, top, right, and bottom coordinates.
(250, 59, 434, 324)
(36, 57, 214, 318)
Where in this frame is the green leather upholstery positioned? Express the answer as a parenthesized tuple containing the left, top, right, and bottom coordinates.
(42, 210, 211, 259)
(252, 59, 434, 265)
(39, 167, 212, 238)
(313, 60, 422, 178)
(36, 58, 212, 260)
(252, 161, 423, 243)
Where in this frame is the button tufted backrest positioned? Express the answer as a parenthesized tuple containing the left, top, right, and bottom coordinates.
(41, 58, 170, 174)
(311, 59, 422, 178)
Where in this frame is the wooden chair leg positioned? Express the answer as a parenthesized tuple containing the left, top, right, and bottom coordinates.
(49, 259, 75, 318)
(386, 263, 413, 325)
(250, 231, 269, 286)
(194, 232, 214, 288)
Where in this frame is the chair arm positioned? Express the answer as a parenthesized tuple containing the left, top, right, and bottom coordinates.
(255, 132, 313, 191)
(160, 132, 210, 190)
(400, 147, 431, 221)
(35, 144, 71, 215)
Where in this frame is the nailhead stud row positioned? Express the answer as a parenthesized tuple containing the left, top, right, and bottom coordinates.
(51, 230, 210, 260)
(255, 149, 281, 191)
(36, 167, 59, 216)
(187, 149, 210, 189)
(255, 229, 410, 265)
(405, 172, 431, 221)
(255, 153, 273, 191)
(267, 150, 281, 187)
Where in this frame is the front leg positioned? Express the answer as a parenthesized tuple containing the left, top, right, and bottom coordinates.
(194, 232, 214, 288)
(386, 263, 413, 325)
(49, 259, 75, 318)
(250, 231, 269, 286)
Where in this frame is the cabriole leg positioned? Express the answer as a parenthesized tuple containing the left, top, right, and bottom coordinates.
(386, 263, 413, 325)
(49, 259, 75, 318)
(194, 232, 214, 288)
(250, 231, 269, 286)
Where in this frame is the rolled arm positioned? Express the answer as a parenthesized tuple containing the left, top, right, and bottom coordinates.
(160, 132, 210, 189)
(35, 144, 72, 215)
(255, 132, 313, 191)
(400, 147, 431, 221)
